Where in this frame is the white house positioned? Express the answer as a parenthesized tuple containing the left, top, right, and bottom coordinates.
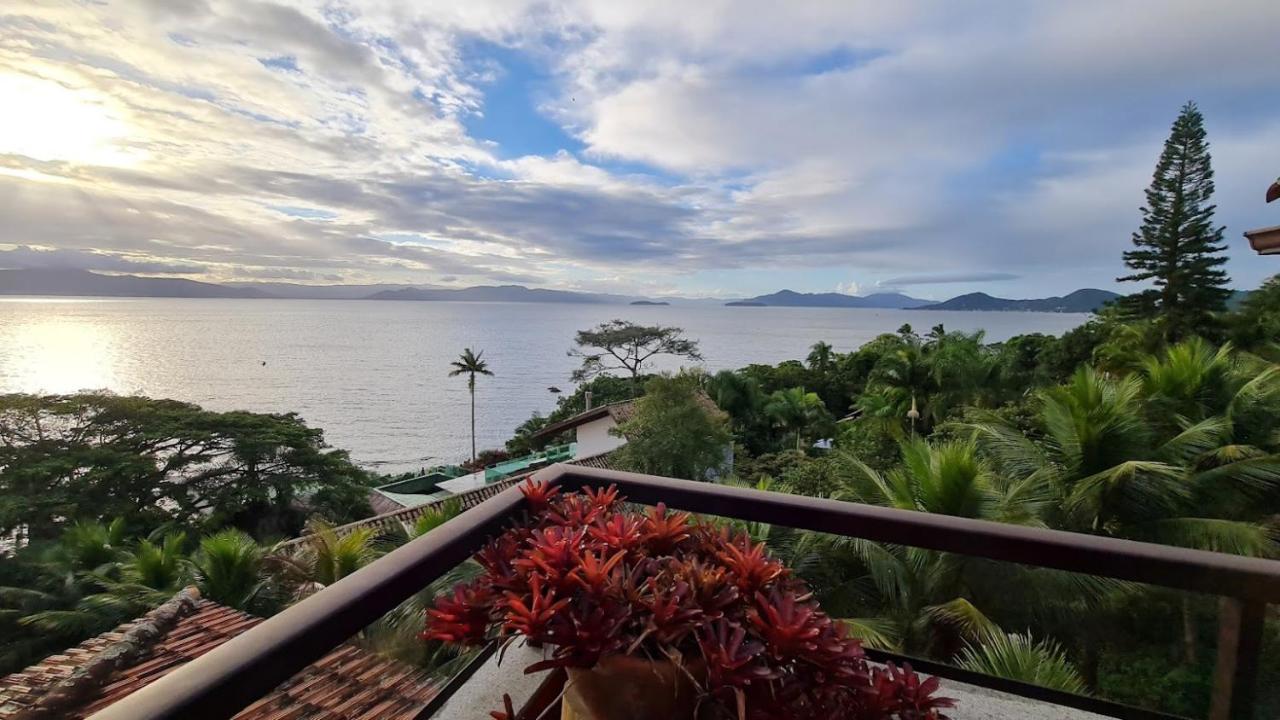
(531, 400, 634, 458)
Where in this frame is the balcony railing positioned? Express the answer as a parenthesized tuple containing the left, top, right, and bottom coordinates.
(87, 464, 1280, 720)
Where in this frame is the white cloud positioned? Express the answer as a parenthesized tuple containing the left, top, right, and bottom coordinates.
(0, 0, 1277, 295)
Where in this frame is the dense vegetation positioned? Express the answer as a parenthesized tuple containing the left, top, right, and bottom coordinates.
(0, 102, 1277, 717)
(556, 286, 1280, 716)
(0, 394, 372, 540)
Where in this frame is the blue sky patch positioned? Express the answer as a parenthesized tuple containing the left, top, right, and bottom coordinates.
(459, 40, 583, 159)
(259, 55, 300, 72)
(270, 205, 337, 220)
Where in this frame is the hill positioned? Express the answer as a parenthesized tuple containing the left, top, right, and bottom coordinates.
(919, 289, 1120, 313)
(365, 285, 639, 304)
(0, 269, 270, 299)
(224, 281, 430, 299)
(725, 289, 930, 308)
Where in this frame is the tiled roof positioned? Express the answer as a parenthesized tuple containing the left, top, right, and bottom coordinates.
(569, 452, 624, 471)
(529, 400, 635, 441)
(0, 590, 436, 720)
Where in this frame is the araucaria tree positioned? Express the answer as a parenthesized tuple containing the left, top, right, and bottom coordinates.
(568, 320, 702, 393)
(1118, 101, 1230, 339)
(449, 348, 493, 462)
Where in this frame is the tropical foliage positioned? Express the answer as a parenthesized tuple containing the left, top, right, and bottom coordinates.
(613, 372, 732, 481)
(0, 393, 372, 540)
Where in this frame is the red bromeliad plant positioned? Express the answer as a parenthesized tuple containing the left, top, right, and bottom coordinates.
(422, 479, 955, 720)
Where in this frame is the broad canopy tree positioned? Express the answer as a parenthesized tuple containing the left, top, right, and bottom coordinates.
(569, 320, 702, 393)
(613, 372, 731, 481)
(0, 393, 371, 540)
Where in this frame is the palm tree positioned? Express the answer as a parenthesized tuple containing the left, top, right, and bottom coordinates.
(859, 330, 1005, 437)
(449, 348, 494, 462)
(192, 530, 267, 611)
(817, 438, 1063, 655)
(0, 521, 181, 671)
(807, 341, 835, 374)
(707, 370, 769, 451)
(962, 362, 1280, 666)
(963, 365, 1277, 549)
(267, 520, 381, 603)
(764, 387, 829, 451)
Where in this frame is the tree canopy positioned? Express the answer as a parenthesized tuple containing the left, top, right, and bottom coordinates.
(613, 372, 731, 481)
(569, 320, 702, 391)
(0, 393, 371, 540)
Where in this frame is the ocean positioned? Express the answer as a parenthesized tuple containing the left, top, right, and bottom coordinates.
(0, 298, 1089, 472)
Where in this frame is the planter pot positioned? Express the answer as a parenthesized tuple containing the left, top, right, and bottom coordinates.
(561, 654, 702, 720)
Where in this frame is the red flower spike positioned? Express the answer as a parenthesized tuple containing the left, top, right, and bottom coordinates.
(640, 577, 702, 645)
(512, 527, 584, 587)
(569, 548, 627, 592)
(749, 589, 825, 661)
(582, 483, 621, 511)
(588, 513, 644, 552)
(716, 537, 786, 593)
(697, 619, 779, 689)
(519, 478, 560, 512)
(422, 581, 495, 646)
(504, 574, 570, 640)
(641, 503, 691, 554)
(547, 493, 602, 527)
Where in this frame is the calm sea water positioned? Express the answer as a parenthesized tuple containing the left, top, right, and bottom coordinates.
(0, 298, 1088, 472)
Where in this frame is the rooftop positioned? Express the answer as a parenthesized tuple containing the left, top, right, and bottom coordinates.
(0, 589, 437, 720)
(529, 399, 637, 441)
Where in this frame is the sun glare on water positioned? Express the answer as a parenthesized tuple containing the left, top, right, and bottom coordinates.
(0, 72, 141, 167)
(1, 317, 119, 394)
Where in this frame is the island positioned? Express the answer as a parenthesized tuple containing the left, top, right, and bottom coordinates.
(725, 300, 767, 307)
(629, 300, 670, 305)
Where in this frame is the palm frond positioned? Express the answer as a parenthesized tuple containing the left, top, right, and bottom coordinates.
(921, 597, 999, 642)
(1126, 518, 1276, 557)
(839, 617, 901, 651)
(957, 631, 1087, 694)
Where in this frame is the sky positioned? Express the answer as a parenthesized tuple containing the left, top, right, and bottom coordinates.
(0, 1, 1278, 300)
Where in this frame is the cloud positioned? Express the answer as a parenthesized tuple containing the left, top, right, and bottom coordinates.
(0, 0, 1277, 296)
(880, 272, 1020, 287)
(836, 280, 860, 295)
(0, 245, 205, 274)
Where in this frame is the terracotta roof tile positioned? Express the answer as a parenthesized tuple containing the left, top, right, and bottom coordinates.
(568, 451, 623, 471)
(0, 595, 437, 720)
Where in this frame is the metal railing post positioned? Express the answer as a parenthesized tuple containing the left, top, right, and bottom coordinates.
(1209, 597, 1266, 720)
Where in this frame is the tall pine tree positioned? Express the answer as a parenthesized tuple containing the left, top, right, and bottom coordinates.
(1118, 101, 1230, 339)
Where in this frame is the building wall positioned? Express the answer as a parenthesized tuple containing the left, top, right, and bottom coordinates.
(576, 416, 627, 457)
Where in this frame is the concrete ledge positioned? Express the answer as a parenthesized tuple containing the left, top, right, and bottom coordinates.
(426, 642, 551, 719)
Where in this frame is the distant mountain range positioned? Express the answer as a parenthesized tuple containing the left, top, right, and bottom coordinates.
(0, 268, 1121, 313)
(224, 281, 429, 299)
(725, 289, 932, 309)
(919, 289, 1120, 313)
(0, 268, 271, 298)
(366, 285, 641, 304)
